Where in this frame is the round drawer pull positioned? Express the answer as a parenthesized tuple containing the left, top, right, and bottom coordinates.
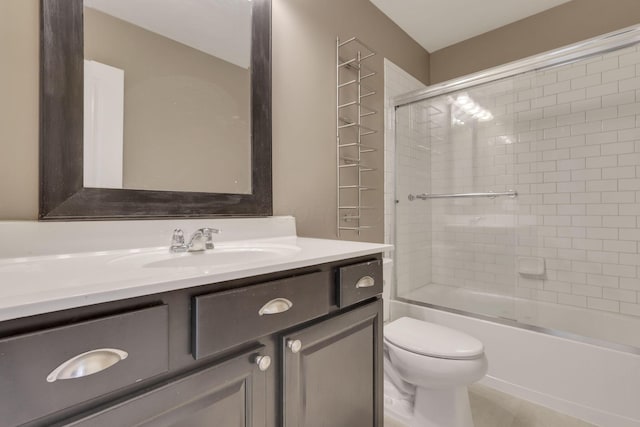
(287, 339, 302, 354)
(255, 355, 271, 372)
(47, 348, 128, 382)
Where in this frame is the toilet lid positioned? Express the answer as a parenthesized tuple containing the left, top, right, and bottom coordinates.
(384, 317, 484, 360)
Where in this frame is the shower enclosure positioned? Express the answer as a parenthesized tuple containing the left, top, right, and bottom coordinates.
(393, 26, 640, 353)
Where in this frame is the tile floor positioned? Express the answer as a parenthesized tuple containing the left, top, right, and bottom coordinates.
(384, 384, 596, 427)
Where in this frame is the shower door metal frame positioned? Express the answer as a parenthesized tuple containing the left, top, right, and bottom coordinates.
(390, 23, 640, 356)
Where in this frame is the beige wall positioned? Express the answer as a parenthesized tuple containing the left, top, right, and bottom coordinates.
(85, 8, 251, 194)
(0, 1, 39, 219)
(273, 0, 429, 242)
(430, 0, 640, 84)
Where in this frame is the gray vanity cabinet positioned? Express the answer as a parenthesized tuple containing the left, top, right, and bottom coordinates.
(282, 300, 383, 427)
(1, 255, 383, 427)
(62, 346, 271, 427)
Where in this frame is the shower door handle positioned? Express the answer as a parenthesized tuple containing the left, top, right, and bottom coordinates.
(408, 193, 429, 201)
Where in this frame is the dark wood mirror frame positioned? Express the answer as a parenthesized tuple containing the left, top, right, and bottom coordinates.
(39, 0, 272, 220)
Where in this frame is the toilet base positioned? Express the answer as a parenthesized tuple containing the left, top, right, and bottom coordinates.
(384, 379, 414, 424)
(411, 386, 474, 427)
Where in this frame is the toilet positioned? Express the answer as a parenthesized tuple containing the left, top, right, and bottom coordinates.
(384, 317, 488, 427)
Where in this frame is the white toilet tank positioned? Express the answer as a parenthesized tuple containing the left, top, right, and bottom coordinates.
(382, 257, 393, 322)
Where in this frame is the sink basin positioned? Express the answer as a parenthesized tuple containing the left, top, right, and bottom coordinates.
(108, 242, 301, 270)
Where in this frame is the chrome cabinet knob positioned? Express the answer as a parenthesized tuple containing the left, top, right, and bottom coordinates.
(255, 355, 271, 372)
(287, 339, 302, 354)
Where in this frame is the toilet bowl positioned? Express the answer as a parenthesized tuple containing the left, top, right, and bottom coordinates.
(384, 317, 488, 427)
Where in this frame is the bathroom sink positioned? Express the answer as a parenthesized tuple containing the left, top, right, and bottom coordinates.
(109, 242, 301, 270)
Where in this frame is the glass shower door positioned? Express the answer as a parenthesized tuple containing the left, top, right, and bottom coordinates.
(394, 76, 519, 321)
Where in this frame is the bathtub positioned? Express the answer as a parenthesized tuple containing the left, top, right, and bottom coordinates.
(390, 295, 640, 427)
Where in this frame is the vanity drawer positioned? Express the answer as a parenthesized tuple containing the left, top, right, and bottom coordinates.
(0, 305, 169, 427)
(193, 271, 332, 359)
(336, 259, 383, 307)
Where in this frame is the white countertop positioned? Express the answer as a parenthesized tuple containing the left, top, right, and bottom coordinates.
(0, 217, 390, 322)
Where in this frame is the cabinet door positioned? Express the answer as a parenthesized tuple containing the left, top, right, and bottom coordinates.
(282, 300, 383, 427)
(63, 346, 272, 427)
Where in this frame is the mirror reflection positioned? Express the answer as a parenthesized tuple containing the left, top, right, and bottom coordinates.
(83, 0, 252, 194)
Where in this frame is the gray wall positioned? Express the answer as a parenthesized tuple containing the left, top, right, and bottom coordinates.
(430, 0, 640, 83)
(0, 0, 428, 244)
(85, 8, 252, 194)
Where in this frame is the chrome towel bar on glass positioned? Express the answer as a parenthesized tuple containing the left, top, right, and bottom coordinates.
(408, 191, 518, 201)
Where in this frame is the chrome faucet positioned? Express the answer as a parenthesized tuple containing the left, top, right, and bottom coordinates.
(170, 228, 220, 253)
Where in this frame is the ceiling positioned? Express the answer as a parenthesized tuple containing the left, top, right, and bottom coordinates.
(84, 0, 252, 69)
(369, 0, 572, 52)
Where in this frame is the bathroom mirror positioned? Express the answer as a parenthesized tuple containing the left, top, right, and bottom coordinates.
(39, 0, 272, 219)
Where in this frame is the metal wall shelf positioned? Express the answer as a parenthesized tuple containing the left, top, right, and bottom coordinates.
(338, 164, 376, 172)
(337, 37, 377, 236)
(338, 142, 376, 152)
(338, 205, 374, 210)
(339, 185, 376, 191)
(338, 226, 374, 231)
(337, 101, 377, 114)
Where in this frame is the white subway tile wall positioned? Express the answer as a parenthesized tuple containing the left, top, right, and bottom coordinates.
(391, 44, 640, 319)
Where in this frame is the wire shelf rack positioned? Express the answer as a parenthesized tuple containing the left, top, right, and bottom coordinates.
(337, 37, 377, 236)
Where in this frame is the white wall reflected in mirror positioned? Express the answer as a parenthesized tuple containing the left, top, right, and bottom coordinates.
(83, 60, 124, 189)
(82, 0, 253, 194)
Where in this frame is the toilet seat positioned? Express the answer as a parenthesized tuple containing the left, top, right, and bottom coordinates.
(384, 317, 484, 360)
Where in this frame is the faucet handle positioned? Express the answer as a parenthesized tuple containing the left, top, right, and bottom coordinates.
(200, 228, 220, 250)
(170, 229, 187, 252)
